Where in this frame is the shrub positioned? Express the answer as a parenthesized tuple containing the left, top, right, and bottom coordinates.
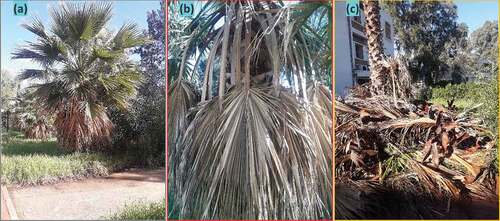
(431, 80, 498, 133)
(106, 200, 165, 220)
(0, 139, 129, 185)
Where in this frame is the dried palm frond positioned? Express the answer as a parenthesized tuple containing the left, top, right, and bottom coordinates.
(54, 99, 112, 151)
(175, 86, 331, 220)
(382, 56, 413, 100)
(167, 78, 199, 187)
(336, 82, 498, 219)
(24, 119, 51, 140)
(305, 83, 333, 209)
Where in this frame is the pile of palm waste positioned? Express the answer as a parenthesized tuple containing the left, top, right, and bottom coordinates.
(335, 62, 498, 219)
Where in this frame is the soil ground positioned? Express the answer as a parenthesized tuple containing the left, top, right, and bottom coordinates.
(1, 187, 11, 220)
(8, 168, 165, 220)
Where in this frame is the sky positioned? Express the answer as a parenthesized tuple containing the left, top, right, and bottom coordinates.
(1, 0, 160, 79)
(456, 1, 498, 34)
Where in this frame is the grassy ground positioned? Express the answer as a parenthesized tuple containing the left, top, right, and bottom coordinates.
(1, 131, 129, 186)
(430, 97, 474, 111)
(106, 200, 165, 220)
(430, 81, 498, 134)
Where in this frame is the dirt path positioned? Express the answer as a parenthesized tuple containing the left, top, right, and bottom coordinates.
(8, 169, 165, 220)
(1, 187, 11, 220)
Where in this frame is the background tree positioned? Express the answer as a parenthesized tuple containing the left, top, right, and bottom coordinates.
(1, 70, 19, 107)
(439, 23, 469, 84)
(12, 90, 53, 139)
(167, 2, 192, 84)
(1, 69, 20, 130)
(111, 0, 166, 167)
(385, 1, 464, 85)
(468, 20, 498, 81)
(13, 2, 145, 151)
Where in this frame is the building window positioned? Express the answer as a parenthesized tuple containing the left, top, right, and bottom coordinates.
(355, 43, 364, 60)
(356, 77, 370, 85)
(385, 22, 391, 39)
(352, 33, 367, 45)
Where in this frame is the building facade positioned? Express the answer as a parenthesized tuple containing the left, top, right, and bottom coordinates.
(335, 2, 395, 96)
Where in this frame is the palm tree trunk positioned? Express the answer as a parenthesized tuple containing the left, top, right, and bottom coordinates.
(363, 0, 385, 95)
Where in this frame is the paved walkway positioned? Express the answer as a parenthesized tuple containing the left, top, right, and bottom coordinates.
(1, 186, 11, 220)
(8, 169, 165, 220)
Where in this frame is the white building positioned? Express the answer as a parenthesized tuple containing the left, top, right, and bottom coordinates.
(335, 2, 395, 96)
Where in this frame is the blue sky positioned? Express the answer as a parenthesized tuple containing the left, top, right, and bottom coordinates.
(1, 0, 160, 78)
(456, 1, 498, 34)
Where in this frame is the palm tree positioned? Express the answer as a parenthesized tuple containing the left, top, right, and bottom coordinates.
(363, 0, 386, 95)
(13, 2, 146, 151)
(13, 91, 52, 140)
(168, 1, 332, 219)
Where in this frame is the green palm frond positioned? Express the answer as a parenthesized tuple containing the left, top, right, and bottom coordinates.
(113, 23, 148, 50)
(93, 48, 122, 61)
(51, 2, 112, 41)
(12, 39, 66, 66)
(99, 69, 142, 110)
(21, 17, 48, 39)
(18, 69, 47, 80)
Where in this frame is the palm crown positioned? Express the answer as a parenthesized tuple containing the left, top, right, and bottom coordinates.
(168, 1, 332, 219)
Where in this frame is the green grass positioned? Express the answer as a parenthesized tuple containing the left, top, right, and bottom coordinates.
(430, 81, 498, 134)
(429, 97, 475, 111)
(106, 200, 166, 220)
(1, 132, 129, 185)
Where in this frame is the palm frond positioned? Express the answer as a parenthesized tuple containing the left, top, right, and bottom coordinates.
(54, 99, 112, 151)
(18, 69, 46, 80)
(21, 17, 48, 39)
(113, 23, 148, 50)
(167, 79, 199, 193)
(175, 86, 331, 219)
(335, 84, 498, 218)
(51, 2, 112, 41)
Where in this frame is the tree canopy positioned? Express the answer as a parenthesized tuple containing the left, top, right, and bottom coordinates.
(385, 1, 466, 85)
